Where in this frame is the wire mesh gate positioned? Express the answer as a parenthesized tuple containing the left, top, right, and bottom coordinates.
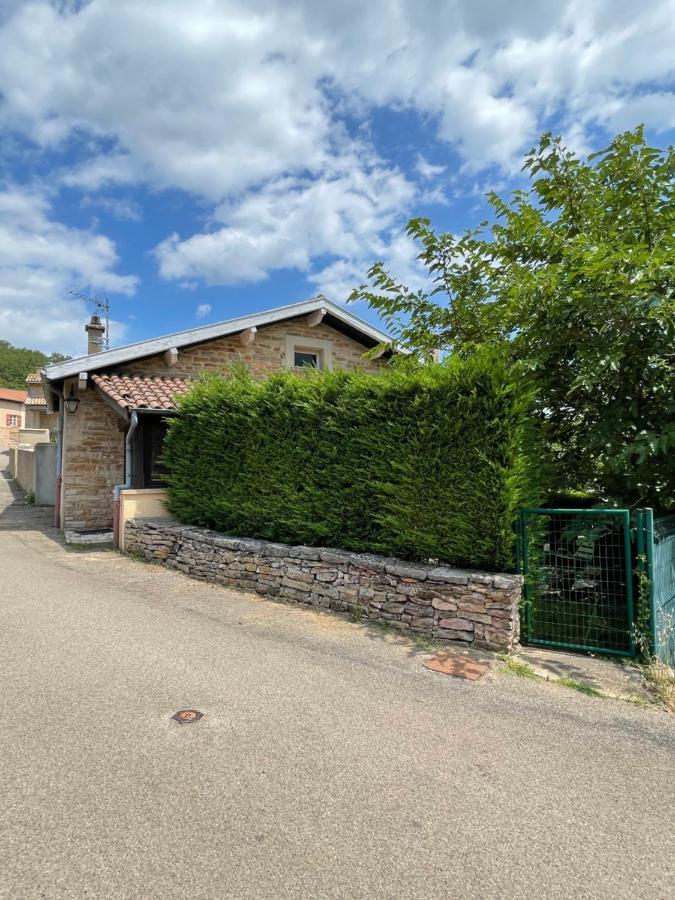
(517, 508, 636, 657)
(637, 510, 675, 667)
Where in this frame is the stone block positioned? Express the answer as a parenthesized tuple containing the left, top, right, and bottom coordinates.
(438, 617, 474, 632)
(281, 577, 311, 592)
(431, 597, 458, 612)
(385, 563, 428, 579)
(289, 545, 322, 561)
(382, 601, 406, 614)
(427, 567, 471, 584)
(433, 628, 473, 642)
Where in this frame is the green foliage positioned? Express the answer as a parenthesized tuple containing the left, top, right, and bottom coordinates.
(350, 127, 675, 511)
(162, 356, 538, 571)
(0, 339, 68, 390)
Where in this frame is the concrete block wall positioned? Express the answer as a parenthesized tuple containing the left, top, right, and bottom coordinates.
(13, 442, 56, 505)
(15, 447, 35, 495)
(34, 442, 56, 506)
(125, 519, 522, 651)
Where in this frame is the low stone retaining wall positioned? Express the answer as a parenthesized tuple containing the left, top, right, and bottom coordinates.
(125, 519, 522, 650)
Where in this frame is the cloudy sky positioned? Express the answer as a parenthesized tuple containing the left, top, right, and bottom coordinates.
(1, 0, 674, 356)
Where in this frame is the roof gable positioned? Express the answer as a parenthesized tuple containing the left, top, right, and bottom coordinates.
(44, 296, 392, 383)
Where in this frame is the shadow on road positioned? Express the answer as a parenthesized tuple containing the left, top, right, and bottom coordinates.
(0, 449, 62, 544)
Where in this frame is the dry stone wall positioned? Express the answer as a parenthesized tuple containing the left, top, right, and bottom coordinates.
(125, 519, 522, 650)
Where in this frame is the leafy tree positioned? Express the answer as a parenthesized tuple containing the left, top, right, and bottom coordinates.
(0, 340, 69, 390)
(350, 127, 675, 510)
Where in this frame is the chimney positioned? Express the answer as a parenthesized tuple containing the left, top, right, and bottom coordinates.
(85, 314, 105, 354)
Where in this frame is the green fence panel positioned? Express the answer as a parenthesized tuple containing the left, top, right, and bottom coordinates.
(650, 513, 675, 667)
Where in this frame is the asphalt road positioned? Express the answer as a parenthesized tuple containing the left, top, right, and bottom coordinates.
(1, 453, 674, 899)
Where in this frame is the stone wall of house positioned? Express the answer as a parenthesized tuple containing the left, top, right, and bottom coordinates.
(125, 519, 522, 650)
(124, 318, 385, 379)
(61, 379, 124, 531)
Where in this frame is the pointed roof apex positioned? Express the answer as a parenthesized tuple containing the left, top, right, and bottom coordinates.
(44, 296, 393, 382)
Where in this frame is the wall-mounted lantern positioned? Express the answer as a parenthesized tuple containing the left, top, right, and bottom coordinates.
(64, 385, 80, 415)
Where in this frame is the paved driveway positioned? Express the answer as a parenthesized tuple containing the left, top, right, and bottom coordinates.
(1, 451, 673, 899)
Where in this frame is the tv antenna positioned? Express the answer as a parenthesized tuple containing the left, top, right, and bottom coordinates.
(69, 290, 111, 350)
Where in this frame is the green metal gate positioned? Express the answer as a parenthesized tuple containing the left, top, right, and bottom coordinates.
(637, 510, 675, 667)
(517, 508, 636, 657)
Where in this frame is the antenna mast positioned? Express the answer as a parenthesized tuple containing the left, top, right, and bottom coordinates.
(69, 291, 111, 350)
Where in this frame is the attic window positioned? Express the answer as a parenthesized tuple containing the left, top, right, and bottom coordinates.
(285, 334, 333, 371)
(294, 350, 320, 369)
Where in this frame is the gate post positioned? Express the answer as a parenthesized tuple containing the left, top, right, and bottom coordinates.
(644, 508, 656, 650)
(622, 510, 636, 657)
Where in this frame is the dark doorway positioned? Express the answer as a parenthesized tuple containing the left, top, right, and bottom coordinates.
(136, 415, 169, 488)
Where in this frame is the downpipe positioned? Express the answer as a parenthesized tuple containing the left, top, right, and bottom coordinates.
(53, 388, 64, 529)
(112, 410, 138, 549)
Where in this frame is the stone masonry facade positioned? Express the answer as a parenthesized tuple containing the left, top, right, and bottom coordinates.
(60, 317, 385, 531)
(61, 380, 124, 531)
(125, 319, 386, 379)
(125, 519, 522, 650)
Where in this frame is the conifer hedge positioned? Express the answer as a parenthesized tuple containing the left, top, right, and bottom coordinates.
(162, 355, 537, 571)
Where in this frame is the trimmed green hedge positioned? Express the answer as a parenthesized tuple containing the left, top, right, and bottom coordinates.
(162, 355, 538, 571)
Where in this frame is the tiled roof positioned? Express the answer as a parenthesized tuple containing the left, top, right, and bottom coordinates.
(26, 372, 43, 383)
(25, 397, 47, 407)
(92, 374, 191, 414)
(0, 387, 27, 403)
(44, 296, 395, 382)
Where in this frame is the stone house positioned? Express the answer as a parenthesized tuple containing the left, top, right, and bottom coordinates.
(42, 297, 392, 538)
(24, 372, 58, 433)
(0, 387, 27, 448)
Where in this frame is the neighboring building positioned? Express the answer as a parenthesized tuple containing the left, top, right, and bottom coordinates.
(25, 372, 58, 433)
(0, 387, 27, 448)
(43, 297, 393, 535)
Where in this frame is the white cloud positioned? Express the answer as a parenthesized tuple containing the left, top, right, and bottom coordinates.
(195, 303, 212, 320)
(0, 186, 136, 355)
(0, 1, 331, 199)
(154, 157, 416, 291)
(80, 194, 142, 221)
(0, 0, 673, 305)
(415, 156, 447, 179)
(309, 231, 432, 304)
(1, 0, 673, 194)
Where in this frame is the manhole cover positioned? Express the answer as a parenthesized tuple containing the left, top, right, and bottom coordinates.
(424, 654, 489, 681)
(172, 709, 204, 724)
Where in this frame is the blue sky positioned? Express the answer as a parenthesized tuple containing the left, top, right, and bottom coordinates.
(1, 0, 674, 356)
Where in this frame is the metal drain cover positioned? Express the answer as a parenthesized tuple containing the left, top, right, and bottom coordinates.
(172, 709, 204, 724)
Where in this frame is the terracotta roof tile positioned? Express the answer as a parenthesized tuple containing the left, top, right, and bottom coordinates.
(25, 372, 43, 384)
(25, 397, 47, 407)
(0, 387, 27, 403)
(92, 374, 191, 413)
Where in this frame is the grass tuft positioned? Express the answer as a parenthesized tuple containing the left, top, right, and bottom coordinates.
(501, 656, 538, 679)
(557, 677, 602, 697)
(643, 659, 675, 711)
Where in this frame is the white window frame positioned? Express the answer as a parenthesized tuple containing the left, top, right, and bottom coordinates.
(8, 414, 20, 427)
(284, 334, 333, 371)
